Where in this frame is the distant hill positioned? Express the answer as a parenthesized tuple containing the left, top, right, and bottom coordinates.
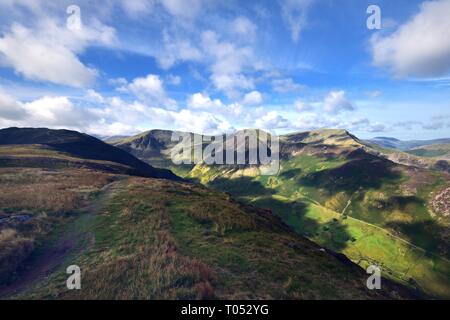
(0, 127, 180, 180)
(367, 136, 450, 151)
(406, 144, 450, 160)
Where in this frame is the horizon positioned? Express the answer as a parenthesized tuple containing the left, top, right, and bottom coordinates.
(0, 1, 449, 140)
(1, 125, 450, 142)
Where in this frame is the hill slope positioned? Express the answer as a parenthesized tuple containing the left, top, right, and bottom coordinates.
(114, 128, 450, 298)
(0, 169, 416, 299)
(367, 137, 450, 151)
(0, 127, 179, 180)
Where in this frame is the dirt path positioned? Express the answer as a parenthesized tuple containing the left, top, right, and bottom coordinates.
(0, 180, 120, 299)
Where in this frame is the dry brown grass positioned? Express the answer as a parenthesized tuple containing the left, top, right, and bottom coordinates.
(0, 168, 115, 286)
(0, 229, 34, 284)
(0, 168, 112, 213)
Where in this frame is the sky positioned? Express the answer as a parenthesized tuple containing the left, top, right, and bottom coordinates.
(0, 0, 449, 139)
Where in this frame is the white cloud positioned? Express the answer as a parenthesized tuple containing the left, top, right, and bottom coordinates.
(365, 90, 382, 99)
(187, 93, 224, 109)
(201, 30, 256, 98)
(242, 91, 263, 105)
(322, 90, 355, 114)
(0, 18, 116, 87)
(280, 0, 314, 43)
(23, 96, 93, 127)
(255, 111, 290, 130)
(295, 99, 313, 112)
(127, 74, 177, 109)
(293, 113, 340, 131)
(160, 0, 203, 19)
(230, 16, 257, 40)
(166, 74, 181, 85)
(157, 30, 203, 69)
(272, 78, 304, 93)
(0, 24, 95, 87)
(86, 89, 105, 103)
(120, 0, 154, 18)
(0, 91, 26, 120)
(371, 0, 450, 78)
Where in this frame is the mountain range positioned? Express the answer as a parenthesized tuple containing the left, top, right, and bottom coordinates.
(0, 127, 449, 299)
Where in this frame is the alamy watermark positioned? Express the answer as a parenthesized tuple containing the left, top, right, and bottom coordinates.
(366, 265, 381, 290)
(367, 5, 382, 30)
(170, 129, 280, 176)
(66, 265, 81, 290)
(66, 5, 82, 31)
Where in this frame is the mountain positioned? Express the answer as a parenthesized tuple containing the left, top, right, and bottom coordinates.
(0, 127, 179, 180)
(112, 129, 183, 168)
(113, 128, 450, 298)
(367, 136, 450, 151)
(0, 128, 418, 300)
(364, 136, 450, 173)
(406, 143, 450, 159)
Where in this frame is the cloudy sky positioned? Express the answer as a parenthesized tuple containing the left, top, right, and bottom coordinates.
(0, 0, 449, 139)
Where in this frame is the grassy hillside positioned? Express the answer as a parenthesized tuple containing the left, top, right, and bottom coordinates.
(406, 144, 450, 159)
(0, 127, 419, 299)
(4, 176, 416, 299)
(0, 127, 179, 180)
(367, 137, 450, 151)
(116, 128, 450, 298)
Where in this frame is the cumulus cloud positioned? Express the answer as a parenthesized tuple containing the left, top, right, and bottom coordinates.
(423, 122, 445, 130)
(0, 16, 116, 88)
(120, 0, 155, 18)
(0, 91, 96, 130)
(157, 30, 203, 69)
(295, 99, 313, 112)
(242, 91, 263, 105)
(159, 0, 203, 19)
(86, 89, 105, 103)
(272, 78, 305, 93)
(255, 111, 290, 130)
(126, 74, 177, 109)
(0, 88, 236, 136)
(23, 96, 93, 127)
(0, 91, 26, 120)
(280, 0, 314, 43)
(371, 0, 450, 78)
(291, 113, 386, 133)
(201, 30, 256, 98)
(230, 16, 257, 40)
(322, 90, 355, 114)
(188, 93, 224, 109)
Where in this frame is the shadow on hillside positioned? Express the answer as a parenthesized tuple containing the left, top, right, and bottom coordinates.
(299, 157, 402, 195)
(208, 177, 276, 198)
(386, 220, 449, 259)
(375, 195, 425, 211)
(206, 176, 351, 252)
(279, 168, 303, 179)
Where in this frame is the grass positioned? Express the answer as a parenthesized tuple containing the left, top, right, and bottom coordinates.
(186, 153, 450, 298)
(0, 167, 114, 287)
(14, 178, 416, 300)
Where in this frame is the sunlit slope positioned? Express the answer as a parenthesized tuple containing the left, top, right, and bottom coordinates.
(184, 130, 450, 298)
(14, 177, 416, 300)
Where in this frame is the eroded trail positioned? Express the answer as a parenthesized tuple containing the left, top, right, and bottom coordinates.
(0, 180, 119, 299)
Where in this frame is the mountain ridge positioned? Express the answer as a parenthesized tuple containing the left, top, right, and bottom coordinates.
(0, 127, 180, 180)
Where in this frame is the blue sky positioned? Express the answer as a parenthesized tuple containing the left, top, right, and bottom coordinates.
(0, 0, 449, 139)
